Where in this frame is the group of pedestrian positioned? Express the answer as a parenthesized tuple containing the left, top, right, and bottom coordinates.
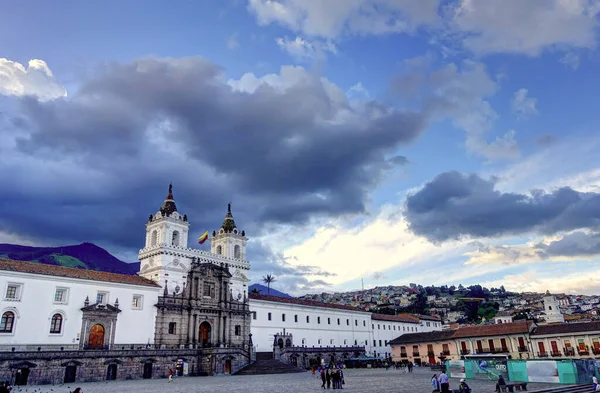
(319, 366, 345, 389)
(431, 371, 471, 393)
(0, 381, 11, 393)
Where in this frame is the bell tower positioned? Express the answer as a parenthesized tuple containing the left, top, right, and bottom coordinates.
(543, 290, 564, 324)
(211, 203, 249, 300)
(138, 184, 190, 291)
(211, 203, 247, 260)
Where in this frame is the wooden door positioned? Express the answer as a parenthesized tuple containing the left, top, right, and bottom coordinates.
(500, 338, 507, 351)
(224, 360, 231, 374)
(106, 364, 117, 380)
(199, 322, 211, 346)
(88, 324, 105, 348)
(538, 341, 545, 355)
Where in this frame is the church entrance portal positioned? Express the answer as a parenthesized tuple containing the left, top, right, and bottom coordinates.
(199, 322, 211, 346)
(88, 324, 105, 349)
(224, 359, 231, 374)
(278, 338, 284, 349)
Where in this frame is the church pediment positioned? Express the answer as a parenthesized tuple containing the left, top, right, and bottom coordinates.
(81, 303, 122, 314)
(232, 270, 249, 282)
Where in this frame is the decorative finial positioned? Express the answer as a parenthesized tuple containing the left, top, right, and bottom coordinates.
(169, 183, 173, 195)
(84, 296, 89, 307)
(228, 202, 231, 212)
(115, 298, 119, 308)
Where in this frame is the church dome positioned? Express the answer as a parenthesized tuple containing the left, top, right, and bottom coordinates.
(160, 184, 178, 217)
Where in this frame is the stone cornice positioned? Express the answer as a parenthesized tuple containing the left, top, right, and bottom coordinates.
(138, 245, 250, 271)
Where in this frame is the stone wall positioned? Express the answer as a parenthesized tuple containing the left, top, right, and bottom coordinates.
(275, 346, 366, 369)
(0, 347, 250, 386)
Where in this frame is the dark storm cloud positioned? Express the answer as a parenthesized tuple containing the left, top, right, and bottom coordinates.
(405, 171, 600, 242)
(535, 231, 600, 258)
(1, 57, 431, 255)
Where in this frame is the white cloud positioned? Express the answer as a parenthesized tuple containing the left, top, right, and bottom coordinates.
(0, 58, 66, 101)
(512, 88, 539, 118)
(560, 52, 581, 69)
(401, 58, 519, 160)
(249, 1, 600, 58)
(227, 33, 240, 50)
(481, 268, 600, 295)
(346, 82, 370, 100)
(447, 0, 600, 56)
(275, 36, 337, 60)
(248, 0, 441, 39)
(281, 205, 466, 288)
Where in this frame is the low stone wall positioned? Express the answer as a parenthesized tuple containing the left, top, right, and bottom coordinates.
(0, 347, 251, 385)
(275, 346, 366, 369)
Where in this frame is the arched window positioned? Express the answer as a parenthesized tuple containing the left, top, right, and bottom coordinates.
(0, 311, 15, 333)
(549, 306, 552, 311)
(216, 245, 222, 255)
(50, 313, 63, 334)
(151, 230, 158, 247)
(234, 245, 241, 259)
(172, 231, 180, 247)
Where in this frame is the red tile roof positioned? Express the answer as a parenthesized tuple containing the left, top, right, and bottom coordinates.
(0, 258, 160, 288)
(531, 321, 600, 336)
(249, 293, 369, 313)
(390, 321, 533, 345)
(372, 313, 420, 324)
(452, 321, 532, 338)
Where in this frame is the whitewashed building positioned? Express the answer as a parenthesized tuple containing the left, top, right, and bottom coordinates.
(0, 259, 160, 351)
(249, 294, 372, 353)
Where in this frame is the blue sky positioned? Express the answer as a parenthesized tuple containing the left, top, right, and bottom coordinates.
(1, 0, 600, 295)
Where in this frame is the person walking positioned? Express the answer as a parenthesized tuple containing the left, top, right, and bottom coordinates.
(320, 368, 326, 389)
(431, 374, 441, 393)
(326, 368, 331, 389)
(438, 370, 450, 393)
(168, 368, 173, 383)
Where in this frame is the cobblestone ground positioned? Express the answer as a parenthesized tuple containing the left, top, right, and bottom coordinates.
(26, 367, 562, 393)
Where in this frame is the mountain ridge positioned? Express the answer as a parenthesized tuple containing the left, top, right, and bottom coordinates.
(0, 242, 139, 274)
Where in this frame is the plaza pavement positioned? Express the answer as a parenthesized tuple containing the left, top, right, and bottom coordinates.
(26, 367, 562, 393)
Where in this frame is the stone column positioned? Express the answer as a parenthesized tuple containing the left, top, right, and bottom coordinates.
(192, 314, 198, 344)
(222, 316, 227, 346)
(187, 311, 193, 344)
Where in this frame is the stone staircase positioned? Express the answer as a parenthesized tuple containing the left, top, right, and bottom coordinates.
(531, 385, 594, 393)
(234, 359, 306, 376)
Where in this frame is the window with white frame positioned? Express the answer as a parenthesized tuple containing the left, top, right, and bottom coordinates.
(49, 313, 63, 334)
(4, 283, 22, 301)
(132, 295, 143, 309)
(54, 288, 69, 304)
(96, 291, 109, 305)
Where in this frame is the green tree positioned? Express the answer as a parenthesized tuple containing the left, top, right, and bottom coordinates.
(262, 274, 276, 295)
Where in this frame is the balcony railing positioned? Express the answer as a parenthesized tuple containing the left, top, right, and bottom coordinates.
(518, 346, 528, 352)
(400, 353, 407, 358)
(412, 352, 420, 357)
(460, 349, 470, 355)
(592, 349, 600, 356)
(476, 347, 490, 354)
(578, 350, 589, 356)
(550, 351, 562, 357)
(538, 352, 549, 357)
(427, 351, 435, 356)
(564, 348, 575, 356)
(442, 350, 451, 356)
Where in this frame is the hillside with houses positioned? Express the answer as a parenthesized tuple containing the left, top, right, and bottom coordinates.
(298, 284, 600, 326)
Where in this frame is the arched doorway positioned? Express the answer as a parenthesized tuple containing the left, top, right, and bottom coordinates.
(106, 364, 117, 380)
(278, 338, 284, 349)
(143, 363, 153, 379)
(14, 369, 30, 386)
(199, 322, 211, 346)
(64, 365, 77, 383)
(88, 324, 105, 349)
(285, 338, 292, 347)
(224, 359, 231, 374)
